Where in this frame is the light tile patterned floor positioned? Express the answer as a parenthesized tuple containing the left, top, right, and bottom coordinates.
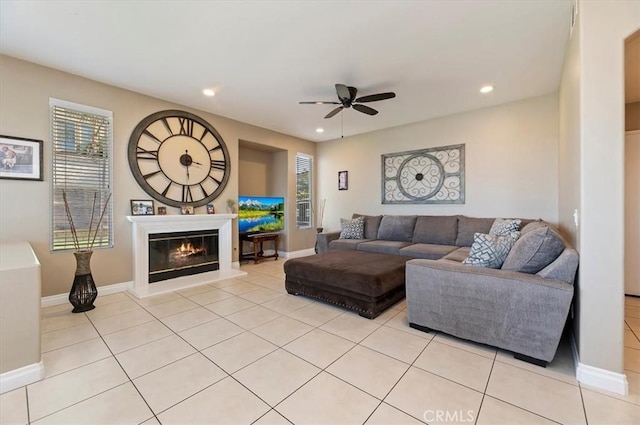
(2, 260, 640, 424)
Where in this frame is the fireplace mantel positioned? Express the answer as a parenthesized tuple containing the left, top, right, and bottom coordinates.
(126, 214, 245, 298)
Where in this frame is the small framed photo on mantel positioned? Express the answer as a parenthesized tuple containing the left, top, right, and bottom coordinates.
(131, 199, 155, 215)
(180, 205, 194, 215)
(338, 170, 348, 191)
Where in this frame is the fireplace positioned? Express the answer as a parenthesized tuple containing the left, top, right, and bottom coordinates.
(149, 230, 219, 283)
(126, 214, 245, 298)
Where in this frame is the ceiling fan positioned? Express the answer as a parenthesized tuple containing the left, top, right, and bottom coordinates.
(300, 83, 396, 119)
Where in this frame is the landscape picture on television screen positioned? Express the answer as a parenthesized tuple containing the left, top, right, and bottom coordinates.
(238, 196, 285, 234)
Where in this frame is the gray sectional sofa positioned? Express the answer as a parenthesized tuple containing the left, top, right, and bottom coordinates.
(317, 214, 579, 365)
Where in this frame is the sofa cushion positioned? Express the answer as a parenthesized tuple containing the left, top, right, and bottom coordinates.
(502, 222, 565, 274)
(339, 217, 364, 239)
(412, 215, 458, 245)
(399, 244, 458, 260)
(377, 215, 417, 242)
(463, 232, 519, 269)
(357, 240, 413, 255)
(455, 216, 495, 247)
(489, 218, 522, 235)
(443, 247, 471, 262)
(353, 214, 383, 240)
(329, 239, 372, 251)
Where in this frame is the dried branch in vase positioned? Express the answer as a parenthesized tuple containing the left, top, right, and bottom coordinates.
(62, 191, 112, 252)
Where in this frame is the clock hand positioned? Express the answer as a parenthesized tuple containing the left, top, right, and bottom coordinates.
(180, 149, 193, 182)
(191, 160, 203, 166)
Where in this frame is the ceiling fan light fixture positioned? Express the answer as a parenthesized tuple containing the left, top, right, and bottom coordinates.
(202, 88, 215, 97)
(480, 85, 494, 94)
(316, 127, 324, 133)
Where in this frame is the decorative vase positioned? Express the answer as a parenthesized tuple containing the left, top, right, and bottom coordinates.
(69, 250, 98, 313)
(314, 227, 324, 254)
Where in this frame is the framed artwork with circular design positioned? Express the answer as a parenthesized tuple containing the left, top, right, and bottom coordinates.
(381, 144, 465, 204)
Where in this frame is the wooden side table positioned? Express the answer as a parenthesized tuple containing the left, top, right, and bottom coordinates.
(241, 233, 279, 264)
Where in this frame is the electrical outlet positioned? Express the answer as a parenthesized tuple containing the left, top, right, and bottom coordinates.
(573, 209, 579, 227)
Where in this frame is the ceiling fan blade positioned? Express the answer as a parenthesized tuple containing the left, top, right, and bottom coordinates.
(324, 106, 343, 119)
(335, 84, 351, 102)
(299, 101, 341, 104)
(348, 86, 358, 102)
(353, 104, 378, 116)
(355, 92, 396, 103)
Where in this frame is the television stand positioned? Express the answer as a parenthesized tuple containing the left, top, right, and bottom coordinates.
(241, 233, 279, 264)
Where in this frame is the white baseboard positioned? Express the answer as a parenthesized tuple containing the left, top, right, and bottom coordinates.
(570, 330, 629, 395)
(0, 361, 44, 394)
(41, 281, 133, 308)
(280, 248, 315, 258)
(238, 248, 315, 261)
(576, 363, 629, 395)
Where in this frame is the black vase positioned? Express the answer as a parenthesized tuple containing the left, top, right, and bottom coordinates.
(69, 250, 98, 313)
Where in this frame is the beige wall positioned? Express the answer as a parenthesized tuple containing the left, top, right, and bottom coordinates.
(558, 4, 583, 355)
(564, 0, 640, 378)
(317, 94, 559, 231)
(239, 147, 272, 195)
(627, 102, 640, 131)
(0, 55, 315, 297)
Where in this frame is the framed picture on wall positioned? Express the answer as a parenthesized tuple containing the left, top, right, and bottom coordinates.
(131, 199, 155, 215)
(181, 205, 194, 215)
(0, 135, 43, 181)
(338, 170, 348, 190)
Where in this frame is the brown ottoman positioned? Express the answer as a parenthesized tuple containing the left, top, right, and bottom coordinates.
(284, 250, 408, 319)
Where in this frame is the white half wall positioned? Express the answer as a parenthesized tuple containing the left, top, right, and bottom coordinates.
(316, 94, 559, 231)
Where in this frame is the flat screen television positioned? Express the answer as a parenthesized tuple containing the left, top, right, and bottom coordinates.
(238, 196, 285, 235)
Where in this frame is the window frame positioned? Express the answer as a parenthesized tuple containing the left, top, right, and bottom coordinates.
(49, 98, 114, 252)
(295, 153, 313, 229)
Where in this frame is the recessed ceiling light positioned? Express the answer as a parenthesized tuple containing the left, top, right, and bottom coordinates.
(316, 128, 324, 133)
(480, 85, 494, 94)
(202, 89, 215, 97)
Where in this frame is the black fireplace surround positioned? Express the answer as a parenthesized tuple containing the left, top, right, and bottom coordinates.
(148, 230, 219, 283)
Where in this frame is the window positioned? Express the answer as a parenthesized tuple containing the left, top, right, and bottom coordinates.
(50, 99, 113, 251)
(295, 154, 312, 229)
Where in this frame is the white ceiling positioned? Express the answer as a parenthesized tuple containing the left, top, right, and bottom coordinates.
(0, 0, 574, 142)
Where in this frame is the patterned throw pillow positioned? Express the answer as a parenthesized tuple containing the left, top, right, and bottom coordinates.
(463, 231, 520, 268)
(489, 218, 522, 236)
(339, 217, 365, 239)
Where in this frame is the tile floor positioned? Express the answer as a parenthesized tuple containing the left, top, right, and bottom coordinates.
(2, 260, 640, 424)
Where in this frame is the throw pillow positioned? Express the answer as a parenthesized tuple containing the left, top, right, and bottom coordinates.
(352, 214, 383, 240)
(489, 218, 522, 236)
(376, 215, 417, 242)
(463, 232, 520, 269)
(339, 217, 364, 239)
(501, 224, 565, 274)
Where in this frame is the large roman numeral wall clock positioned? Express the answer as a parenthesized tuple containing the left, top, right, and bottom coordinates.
(128, 110, 230, 208)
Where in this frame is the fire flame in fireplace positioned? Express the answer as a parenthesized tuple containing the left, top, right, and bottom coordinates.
(176, 242, 204, 257)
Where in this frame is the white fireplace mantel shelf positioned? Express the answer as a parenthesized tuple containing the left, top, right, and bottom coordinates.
(126, 214, 246, 298)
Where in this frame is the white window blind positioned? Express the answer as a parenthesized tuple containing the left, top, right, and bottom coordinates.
(50, 99, 113, 251)
(295, 154, 312, 229)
